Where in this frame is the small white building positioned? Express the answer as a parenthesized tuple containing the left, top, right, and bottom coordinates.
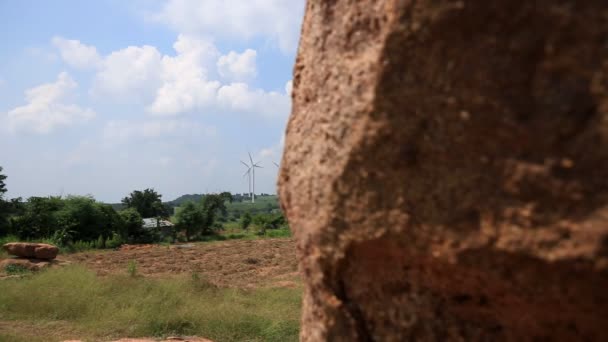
(142, 218, 174, 230)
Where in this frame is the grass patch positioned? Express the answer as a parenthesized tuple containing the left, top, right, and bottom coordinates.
(0, 266, 301, 342)
(3, 264, 30, 275)
(264, 228, 292, 239)
(219, 226, 291, 241)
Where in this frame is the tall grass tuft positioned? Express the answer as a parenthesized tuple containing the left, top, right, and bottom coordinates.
(0, 266, 301, 341)
(127, 260, 138, 277)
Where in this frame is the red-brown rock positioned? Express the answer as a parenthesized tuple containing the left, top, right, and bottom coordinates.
(0, 258, 52, 271)
(279, 0, 608, 341)
(3, 242, 59, 260)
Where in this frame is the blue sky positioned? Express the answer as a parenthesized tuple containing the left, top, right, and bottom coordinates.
(0, 0, 305, 202)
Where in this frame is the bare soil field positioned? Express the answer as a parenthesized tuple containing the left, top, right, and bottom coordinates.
(65, 238, 300, 288)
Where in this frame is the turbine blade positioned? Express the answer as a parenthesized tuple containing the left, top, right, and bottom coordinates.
(273, 162, 280, 167)
(248, 152, 254, 164)
(240, 160, 249, 167)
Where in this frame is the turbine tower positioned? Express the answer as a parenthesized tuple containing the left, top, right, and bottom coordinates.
(241, 160, 252, 201)
(249, 152, 263, 203)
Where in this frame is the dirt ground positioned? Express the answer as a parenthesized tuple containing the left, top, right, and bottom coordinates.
(65, 238, 300, 288)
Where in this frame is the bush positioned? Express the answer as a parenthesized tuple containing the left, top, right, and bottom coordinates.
(105, 233, 123, 249)
(69, 240, 95, 253)
(252, 213, 287, 231)
(241, 212, 252, 230)
(96, 235, 105, 249)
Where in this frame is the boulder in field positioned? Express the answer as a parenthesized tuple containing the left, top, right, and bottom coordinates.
(0, 258, 52, 272)
(3, 242, 59, 260)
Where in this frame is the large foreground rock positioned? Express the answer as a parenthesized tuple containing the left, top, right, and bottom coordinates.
(3, 242, 59, 260)
(279, 0, 608, 340)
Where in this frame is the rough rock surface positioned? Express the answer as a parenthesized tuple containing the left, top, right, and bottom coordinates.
(3, 242, 59, 259)
(0, 258, 70, 275)
(0, 258, 53, 271)
(278, 0, 608, 341)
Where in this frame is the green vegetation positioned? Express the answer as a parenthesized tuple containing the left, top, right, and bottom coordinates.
(121, 188, 170, 219)
(0, 166, 289, 252)
(224, 195, 280, 221)
(0, 266, 301, 341)
(3, 263, 30, 275)
(127, 260, 138, 277)
(174, 192, 232, 241)
(241, 211, 252, 229)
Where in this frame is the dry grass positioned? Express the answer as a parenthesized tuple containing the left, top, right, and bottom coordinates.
(64, 238, 300, 288)
(0, 265, 302, 342)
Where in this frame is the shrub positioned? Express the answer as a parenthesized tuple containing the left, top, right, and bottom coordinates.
(69, 240, 95, 253)
(105, 233, 123, 249)
(127, 260, 137, 277)
(241, 212, 252, 229)
(51, 228, 75, 247)
(4, 263, 29, 275)
(96, 235, 105, 249)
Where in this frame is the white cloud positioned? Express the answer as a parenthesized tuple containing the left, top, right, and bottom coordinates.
(217, 49, 257, 81)
(147, 35, 221, 115)
(217, 82, 290, 118)
(285, 80, 293, 96)
(6, 72, 95, 134)
(91, 45, 163, 102)
(103, 119, 216, 143)
(146, 36, 289, 117)
(259, 135, 285, 159)
(153, 0, 305, 53)
(51, 36, 102, 70)
(55, 35, 290, 118)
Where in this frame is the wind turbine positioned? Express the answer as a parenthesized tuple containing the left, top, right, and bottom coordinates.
(249, 152, 263, 203)
(241, 160, 252, 201)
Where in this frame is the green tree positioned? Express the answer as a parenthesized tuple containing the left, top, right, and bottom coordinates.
(121, 188, 169, 218)
(54, 196, 119, 242)
(219, 192, 233, 203)
(200, 194, 230, 235)
(118, 208, 144, 242)
(241, 211, 252, 229)
(10, 195, 123, 243)
(0, 166, 8, 236)
(0, 166, 6, 198)
(11, 196, 63, 239)
(174, 201, 204, 241)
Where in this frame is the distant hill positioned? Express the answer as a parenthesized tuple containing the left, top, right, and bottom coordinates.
(167, 194, 204, 207)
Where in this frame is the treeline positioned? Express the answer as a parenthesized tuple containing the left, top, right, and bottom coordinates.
(0, 187, 172, 247)
(170, 193, 274, 207)
(0, 167, 288, 248)
(0, 167, 232, 247)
